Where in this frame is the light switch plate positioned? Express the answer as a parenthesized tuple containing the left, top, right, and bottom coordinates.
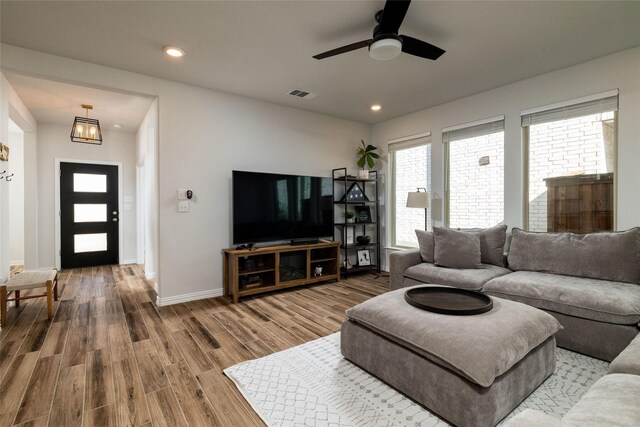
(178, 189, 188, 200)
(178, 200, 190, 212)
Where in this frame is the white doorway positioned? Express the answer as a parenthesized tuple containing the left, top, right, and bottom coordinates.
(7, 119, 25, 269)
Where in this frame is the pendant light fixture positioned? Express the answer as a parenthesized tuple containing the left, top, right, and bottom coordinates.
(70, 104, 103, 145)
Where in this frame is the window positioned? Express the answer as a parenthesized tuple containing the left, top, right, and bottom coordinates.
(444, 118, 505, 229)
(389, 135, 432, 248)
(523, 93, 618, 233)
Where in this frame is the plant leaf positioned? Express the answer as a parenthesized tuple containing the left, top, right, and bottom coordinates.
(365, 144, 377, 152)
(357, 157, 365, 168)
(367, 155, 375, 168)
(369, 152, 380, 159)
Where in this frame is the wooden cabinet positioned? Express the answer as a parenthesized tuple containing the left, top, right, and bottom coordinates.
(544, 173, 613, 233)
(222, 240, 340, 303)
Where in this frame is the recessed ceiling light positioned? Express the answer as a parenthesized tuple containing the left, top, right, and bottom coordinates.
(371, 105, 382, 111)
(164, 46, 185, 58)
(113, 123, 122, 129)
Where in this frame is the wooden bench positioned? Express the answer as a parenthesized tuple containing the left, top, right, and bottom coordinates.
(1, 270, 58, 327)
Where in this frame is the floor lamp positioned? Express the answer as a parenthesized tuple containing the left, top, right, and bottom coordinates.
(406, 188, 430, 230)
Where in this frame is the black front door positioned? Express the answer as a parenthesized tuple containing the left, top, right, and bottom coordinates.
(60, 162, 119, 268)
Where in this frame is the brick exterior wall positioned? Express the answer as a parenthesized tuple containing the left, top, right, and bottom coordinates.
(393, 144, 431, 247)
(528, 112, 615, 231)
(449, 132, 505, 228)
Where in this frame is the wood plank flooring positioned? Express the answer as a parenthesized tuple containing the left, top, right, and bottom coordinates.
(0, 265, 388, 426)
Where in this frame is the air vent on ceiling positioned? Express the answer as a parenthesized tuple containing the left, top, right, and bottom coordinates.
(288, 89, 318, 100)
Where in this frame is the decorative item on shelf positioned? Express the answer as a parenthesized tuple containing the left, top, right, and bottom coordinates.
(340, 182, 369, 202)
(355, 206, 371, 223)
(241, 257, 256, 271)
(0, 143, 9, 161)
(345, 226, 355, 245)
(406, 187, 429, 230)
(313, 266, 323, 277)
(356, 235, 371, 246)
(357, 140, 379, 179)
(344, 210, 355, 223)
(70, 104, 103, 145)
(357, 249, 372, 266)
(343, 258, 353, 270)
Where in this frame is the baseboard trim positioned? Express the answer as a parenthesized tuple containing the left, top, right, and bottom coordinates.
(10, 260, 24, 266)
(145, 272, 156, 281)
(156, 288, 224, 307)
(120, 259, 137, 265)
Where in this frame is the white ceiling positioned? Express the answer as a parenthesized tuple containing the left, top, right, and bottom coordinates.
(1, 1, 639, 124)
(3, 73, 154, 133)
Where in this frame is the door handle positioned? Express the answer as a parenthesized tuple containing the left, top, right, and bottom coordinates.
(112, 211, 118, 215)
(112, 218, 118, 222)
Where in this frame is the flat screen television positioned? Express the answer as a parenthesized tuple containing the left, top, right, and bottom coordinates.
(232, 170, 333, 244)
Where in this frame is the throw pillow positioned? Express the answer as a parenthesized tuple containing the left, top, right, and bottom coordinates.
(464, 224, 508, 267)
(415, 230, 435, 263)
(433, 227, 482, 269)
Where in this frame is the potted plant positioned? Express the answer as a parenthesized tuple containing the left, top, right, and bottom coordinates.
(344, 210, 355, 223)
(357, 139, 380, 179)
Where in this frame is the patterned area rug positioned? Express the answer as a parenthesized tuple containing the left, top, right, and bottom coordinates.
(224, 333, 609, 426)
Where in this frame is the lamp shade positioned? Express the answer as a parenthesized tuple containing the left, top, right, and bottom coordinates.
(406, 191, 429, 209)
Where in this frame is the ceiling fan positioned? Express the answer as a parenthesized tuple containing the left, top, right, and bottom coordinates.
(313, 0, 445, 61)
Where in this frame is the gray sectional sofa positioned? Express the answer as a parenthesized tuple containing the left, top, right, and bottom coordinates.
(390, 226, 640, 361)
(504, 333, 640, 426)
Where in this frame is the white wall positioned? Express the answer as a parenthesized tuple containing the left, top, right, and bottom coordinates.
(36, 123, 137, 268)
(8, 123, 25, 265)
(1, 45, 369, 303)
(373, 46, 640, 266)
(0, 72, 37, 282)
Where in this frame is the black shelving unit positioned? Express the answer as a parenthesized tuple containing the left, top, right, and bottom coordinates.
(332, 167, 381, 278)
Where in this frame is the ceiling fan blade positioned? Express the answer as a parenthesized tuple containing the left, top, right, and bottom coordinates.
(400, 35, 445, 60)
(378, 0, 411, 35)
(313, 39, 372, 60)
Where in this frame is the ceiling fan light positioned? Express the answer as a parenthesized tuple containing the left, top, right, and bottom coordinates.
(369, 38, 402, 60)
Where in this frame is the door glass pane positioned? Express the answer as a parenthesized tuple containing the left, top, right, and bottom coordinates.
(73, 173, 107, 192)
(74, 233, 107, 253)
(74, 204, 107, 222)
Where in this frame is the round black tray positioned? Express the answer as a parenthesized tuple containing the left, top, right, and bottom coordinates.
(404, 286, 493, 315)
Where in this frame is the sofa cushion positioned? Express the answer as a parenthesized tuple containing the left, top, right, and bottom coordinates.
(345, 286, 562, 387)
(415, 230, 435, 263)
(463, 224, 508, 267)
(507, 227, 640, 284)
(483, 271, 640, 325)
(609, 333, 640, 375)
(563, 374, 640, 426)
(405, 263, 511, 291)
(433, 227, 482, 269)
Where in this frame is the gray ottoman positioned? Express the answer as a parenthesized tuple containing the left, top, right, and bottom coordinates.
(341, 286, 562, 427)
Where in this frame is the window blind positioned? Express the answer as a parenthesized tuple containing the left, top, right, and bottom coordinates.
(442, 119, 504, 143)
(521, 95, 618, 127)
(388, 133, 431, 152)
